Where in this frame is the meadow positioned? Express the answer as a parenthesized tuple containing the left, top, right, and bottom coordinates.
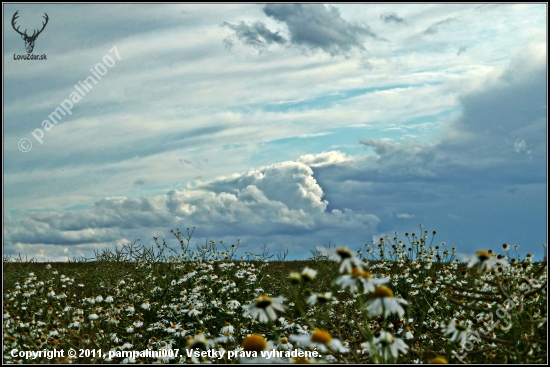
(3, 226, 547, 364)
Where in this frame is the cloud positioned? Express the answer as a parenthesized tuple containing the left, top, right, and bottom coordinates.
(359, 47, 545, 181)
(223, 4, 380, 55)
(397, 213, 415, 219)
(15, 41, 546, 256)
(358, 139, 438, 178)
(222, 21, 286, 50)
(3, 5, 546, 262)
(296, 151, 351, 167)
(457, 46, 467, 55)
(263, 4, 379, 55)
(380, 12, 406, 24)
(4, 160, 380, 260)
(424, 17, 457, 35)
(354, 47, 546, 186)
(447, 50, 546, 163)
(5, 41, 545, 259)
(304, 46, 546, 253)
(513, 139, 527, 153)
(360, 138, 402, 155)
(197, 161, 328, 213)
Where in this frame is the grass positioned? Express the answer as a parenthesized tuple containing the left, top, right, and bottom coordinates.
(3, 226, 547, 364)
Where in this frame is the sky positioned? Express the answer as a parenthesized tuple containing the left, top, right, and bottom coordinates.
(3, 3, 547, 262)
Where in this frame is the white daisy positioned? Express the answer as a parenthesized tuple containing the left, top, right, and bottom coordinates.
(215, 332, 235, 343)
(301, 267, 317, 282)
(367, 286, 408, 318)
(295, 324, 309, 335)
(165, 323, 180, 333)
(464, 250, 508, 273)
(359, 268, 389, 293)
(243, 295, 286, 323)
(373, 331, 409, 360)
(226, 299, 241, 310)
(317, 246, 363, 273)
(174, 327, 187, 337)
(186, 333, 212, 350)
(291, 328, 349, 353)
(402, 326, 414, 340)
(188, 307, 202, 317)
(443, 318, 470, 346)
(240, 334, 281, 363)
(220, 322, 234, 334)
(110, 333, 121, 343)
(306, 292, 332, 306)
(279, 337, 293, 350)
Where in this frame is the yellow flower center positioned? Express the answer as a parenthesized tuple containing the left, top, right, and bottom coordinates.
(243, 334, 267, 352)
(351, 266, 363, 279)
(255, 295, 272, 309)
(289, 272, 301, 284)
(372, 286, 394, 299)
(336, 247, 353, 259)
(362, 270, 372, 279)
(310, 328, 332, 344)
(187, 336, 207, 350)
(429, 356, 448, 364)
(475, 250, 492, 261)
(316, 294, 330, 304)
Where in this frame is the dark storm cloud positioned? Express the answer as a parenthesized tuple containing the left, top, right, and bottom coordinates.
(262, 4, 379, 55)
(351, 57, 546, 186)
(222, 21, 286, 50)
(307, 53, 546, 255)
(380, 12, 406, 24)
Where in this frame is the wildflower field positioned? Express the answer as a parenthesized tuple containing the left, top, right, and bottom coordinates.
(3, 226, 547, 364)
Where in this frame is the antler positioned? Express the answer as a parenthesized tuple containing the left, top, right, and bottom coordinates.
(11, 11, 49, 40)
(29, 13, 49, 40)
(11, 10, 26, 37)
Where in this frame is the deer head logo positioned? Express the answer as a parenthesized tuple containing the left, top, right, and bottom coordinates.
(12, 11, 49, 54)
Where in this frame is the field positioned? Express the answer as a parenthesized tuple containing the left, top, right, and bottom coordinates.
(3, 227, 547, 364)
